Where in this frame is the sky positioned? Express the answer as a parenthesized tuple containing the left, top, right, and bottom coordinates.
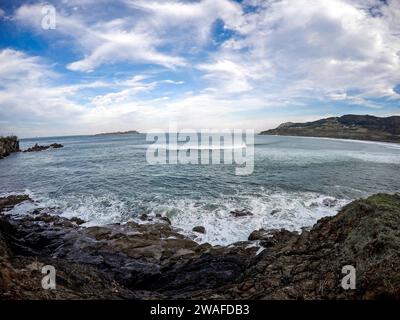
(0, 0, 399, 138)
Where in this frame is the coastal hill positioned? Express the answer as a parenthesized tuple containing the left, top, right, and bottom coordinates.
(260, 114, 400, 143)
(94, 130, 140, 136)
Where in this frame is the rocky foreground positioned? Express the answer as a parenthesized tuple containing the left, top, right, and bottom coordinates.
(1, 193, 400, 300)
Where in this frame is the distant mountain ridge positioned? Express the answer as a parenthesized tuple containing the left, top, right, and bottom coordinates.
(260, 114, 400, 143)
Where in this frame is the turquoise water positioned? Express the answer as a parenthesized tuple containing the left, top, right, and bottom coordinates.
(1, 134, 400, 244)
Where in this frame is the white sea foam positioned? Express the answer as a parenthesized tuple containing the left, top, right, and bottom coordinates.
(1, 188, 350, 246)
(146, 189, 350, 245)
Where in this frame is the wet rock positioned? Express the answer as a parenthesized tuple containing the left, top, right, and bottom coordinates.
(248, 228, 297, 248)
(24, 143, 50, 152)
(322, 198, 337, 207)
(230, 209, 253, 217)
(0, 195, 31, 212)
(160, 216, 172, 225)
(0, 136, 20, 159)
(193, 226, 206, 234)
(24, 143, 64, 153)
(1, 193, 400, 300)
(70, 217, 86, 225)
(140, 213, 149, 221)
(50, 143, 64, 148)
(248, 229, 272, 241)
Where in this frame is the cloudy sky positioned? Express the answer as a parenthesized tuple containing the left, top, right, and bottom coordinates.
(0, 0, 399, 137)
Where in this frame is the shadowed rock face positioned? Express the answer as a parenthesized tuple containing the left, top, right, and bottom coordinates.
(0, 196, 256, 299)
(0, 136, 20, 159)
(260, 114, 400, 143)
(1, 193, 400, 300)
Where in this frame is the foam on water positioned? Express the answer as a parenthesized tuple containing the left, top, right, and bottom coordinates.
(1, 188, 349, 245)
(2, 134, 400, 246)
(145, 189, 349, 245)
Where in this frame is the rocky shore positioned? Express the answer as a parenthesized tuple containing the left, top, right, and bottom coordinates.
(0, 136, 20, 159)
(1, 193, 400, 299)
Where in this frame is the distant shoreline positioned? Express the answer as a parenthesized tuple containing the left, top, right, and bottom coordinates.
(258, 133, 400, 146)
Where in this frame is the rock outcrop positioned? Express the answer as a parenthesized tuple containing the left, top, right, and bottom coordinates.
(24, 143, 64, 153)
(0, 136, 20, 159)
(1, 193, 400, 300)
(260, 114, 400, 143)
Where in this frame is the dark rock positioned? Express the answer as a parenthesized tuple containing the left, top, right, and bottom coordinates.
(248, 228, 271, 241)
(0, 136, 20, 159)
(193, 226, 206, 234)
(0, 195, 31, 213)
(322, 198, 337, 207)
(50, 143, 64, 149)
(230, 209, 253, 217)
(160, 216, 172, 225)
(69, 217, 86, 225)
(139, 213, 148, 221)
(24, 143, 64, 153)
(24, 144, 50, 152)
(1, 193, 400, 300)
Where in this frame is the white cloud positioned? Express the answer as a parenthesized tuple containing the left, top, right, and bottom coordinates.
(3, 0, 400, 137)
(222, 0, 400, 101)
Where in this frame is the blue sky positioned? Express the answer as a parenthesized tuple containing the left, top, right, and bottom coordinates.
(0, 0, 400, 137)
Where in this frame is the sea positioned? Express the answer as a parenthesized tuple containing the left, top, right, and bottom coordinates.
(1, 133, 400, 245)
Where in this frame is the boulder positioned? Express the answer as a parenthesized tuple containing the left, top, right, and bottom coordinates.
(192, 226, 206, 234)
(230, 209, 253, 217)
(50, 143, 64, 148)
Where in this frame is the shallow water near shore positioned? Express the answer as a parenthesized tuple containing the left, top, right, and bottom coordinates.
(1, 134, 400, 245)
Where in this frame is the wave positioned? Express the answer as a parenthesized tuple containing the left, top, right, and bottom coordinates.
(2, 188, 350, 246)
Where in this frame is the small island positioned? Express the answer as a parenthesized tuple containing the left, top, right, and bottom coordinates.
(94, 130, 140, 136)
(260, 114, 400, 143)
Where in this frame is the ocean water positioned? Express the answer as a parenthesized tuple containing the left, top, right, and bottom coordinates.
(1, 134, 400, 245)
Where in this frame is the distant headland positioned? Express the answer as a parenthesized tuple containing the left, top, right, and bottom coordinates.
(260, 114, 400, 143)
(94, 130, 140, 136)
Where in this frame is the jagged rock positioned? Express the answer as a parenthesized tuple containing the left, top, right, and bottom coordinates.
(1, 193, 400, 300)
(69, 217, 86, 225)
(24, 143, 64, 153)
(139, 213, 149, 221)
(248, 228, 272, 241)
(0, 136, 20, 159)
(24, 144, 50, 152)
(160, 216, 172, 225)
(322, 198, 337, 207)
(0, 195, 31, 212)
(270, 209, 280, 215)
(50, 143, 64, 148)
(193, 226, 206, 234)
(230, 209, 253, 217)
